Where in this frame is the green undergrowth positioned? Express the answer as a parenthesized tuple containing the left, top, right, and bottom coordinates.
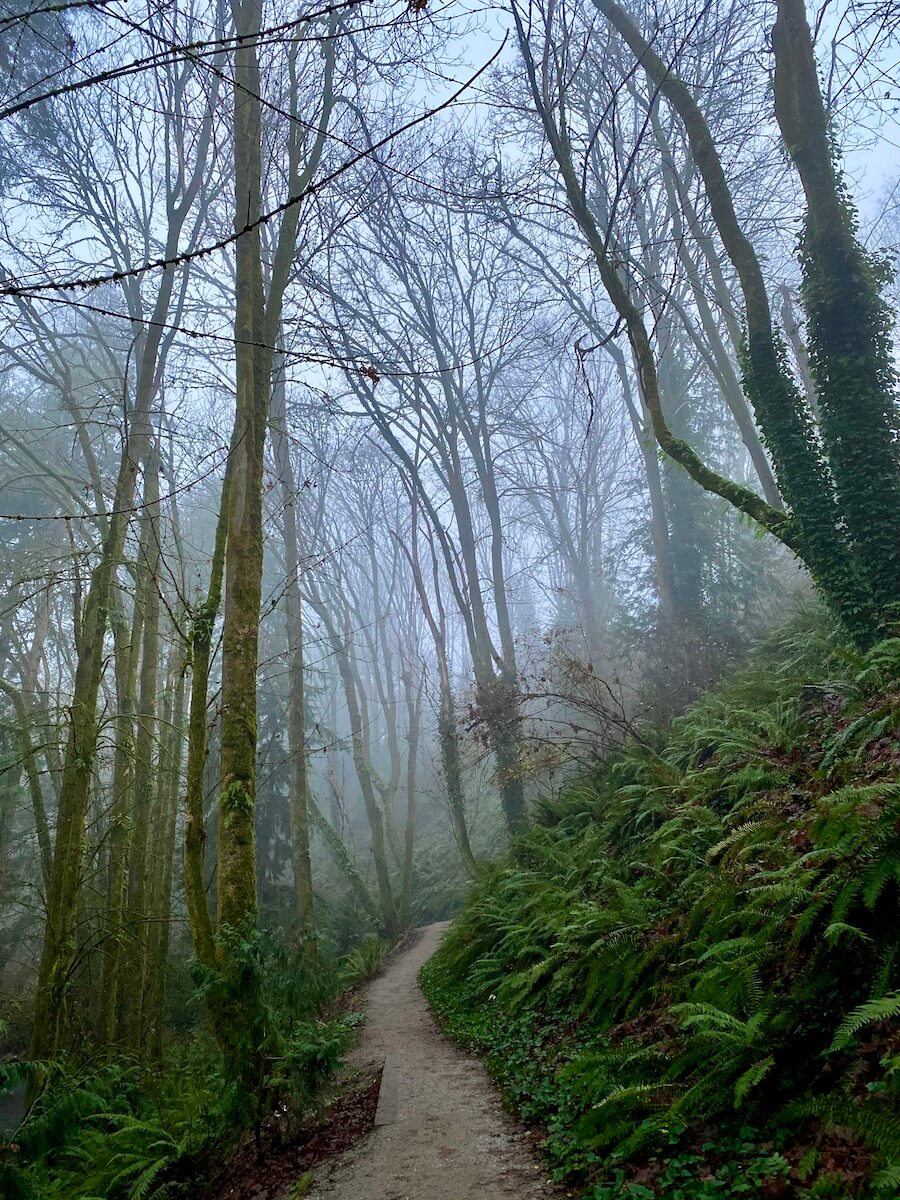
(422, 608, 900, 1198)
(0, 927, 390, 1200)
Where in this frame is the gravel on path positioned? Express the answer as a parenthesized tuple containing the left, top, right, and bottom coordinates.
(306, 921, 564, 1200)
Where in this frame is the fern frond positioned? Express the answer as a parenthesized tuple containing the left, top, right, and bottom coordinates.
(830, 990, 900, 1051)
(733, 1055, 774, 1108)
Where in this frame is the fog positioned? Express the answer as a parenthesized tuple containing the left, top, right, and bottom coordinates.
(1, 3, 899, 1184)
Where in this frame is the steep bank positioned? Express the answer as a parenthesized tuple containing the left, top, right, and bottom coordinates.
(422, 615, 900, 1198)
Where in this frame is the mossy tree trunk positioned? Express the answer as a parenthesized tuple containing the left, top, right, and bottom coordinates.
(515, 0, 887, 648)
(208, 0, 336, 1061)
(215, 0, 268, 947)
(120, 456, 162, 1051)
(183, 447, 232, 972)
(438, 692, 476, 875)
(97, 588, 142, 1047)
(308, 794, 379, 921)
(144, 648, 187, 1057)
(0, 731, 13, 913)
(772, 0, 900, 620)
(29, 146, 205, 1058)
(29, 438, 148, 1061)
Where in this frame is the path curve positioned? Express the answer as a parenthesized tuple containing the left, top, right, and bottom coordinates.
(307, 922, 563, 1200)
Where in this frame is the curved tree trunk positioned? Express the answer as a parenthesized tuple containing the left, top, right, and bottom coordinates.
(515, 0, 878, 646)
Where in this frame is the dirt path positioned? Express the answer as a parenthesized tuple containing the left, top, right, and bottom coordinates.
(307, 922, 563, 1200)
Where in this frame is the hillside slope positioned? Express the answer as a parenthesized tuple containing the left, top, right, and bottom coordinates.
(422, 613, 900, 1198)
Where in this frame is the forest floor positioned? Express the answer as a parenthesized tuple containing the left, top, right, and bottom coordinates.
(304, 921, 564, 1200)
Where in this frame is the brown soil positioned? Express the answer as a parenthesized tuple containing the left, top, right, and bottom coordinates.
(306, 921, 564, 1200)
(202, 1069, 382, 1200)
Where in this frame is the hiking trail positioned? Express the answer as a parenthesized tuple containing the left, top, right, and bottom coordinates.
(307, 922, 563, 1200)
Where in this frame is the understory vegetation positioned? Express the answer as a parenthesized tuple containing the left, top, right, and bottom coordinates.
(422, 611, 900, 1198)
(0, 935, 388, 1200)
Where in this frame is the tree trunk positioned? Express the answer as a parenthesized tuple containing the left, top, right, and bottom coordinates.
(320, 605, 399, 938)
(270, 360, 314, 936)
(480, 673, 526, 834)
(144, 650, 186, 1057)
(29, 181, 187, 1058)
(773, 0, 900, 624)
(119, 463, 162, 1051)
(439, 688, 477, 877)
(97, 589, 141, 1046)
(183, 453, 232, 972)
(527, 0, 879, 647)
(399, 667, 421, 927)
(0, 730, 15, 914)
(308, 793, 379, 921)
(29, 442, 146, 1061)
(216, 0, 267, 940)
(400, 509, 478, 874)
(0, 680, 51, 891)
